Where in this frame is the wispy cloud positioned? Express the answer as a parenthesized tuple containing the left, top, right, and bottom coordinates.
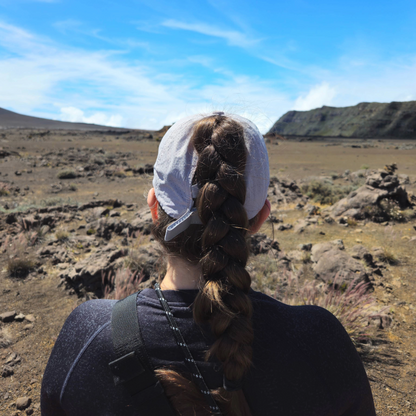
(53, 19, 150, 50)
(1, 20, 416, 133)
(162, 19, 260, 48)
(0, 20, 287, 131)
(293, 82, 337, 111)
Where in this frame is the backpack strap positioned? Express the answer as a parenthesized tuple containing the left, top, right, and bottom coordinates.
(108, 292, 177, 415)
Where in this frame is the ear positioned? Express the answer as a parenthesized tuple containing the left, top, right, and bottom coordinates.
(147, 188, 158, 223)
(249, 199, 271, 234)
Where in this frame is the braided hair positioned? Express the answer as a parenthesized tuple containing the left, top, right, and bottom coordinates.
(153, 115, 255, 416)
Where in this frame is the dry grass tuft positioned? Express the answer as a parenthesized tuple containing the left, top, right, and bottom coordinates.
(57, 169, 77, 179)
(377, 248, 400, 265)
(279, 274, 389, 345)
(55, 230, 71, 243)
(102, 268, 145, 300)
(0, 182, 10, 196)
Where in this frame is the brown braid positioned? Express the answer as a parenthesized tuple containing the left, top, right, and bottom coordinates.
(152, 115, 255, 416)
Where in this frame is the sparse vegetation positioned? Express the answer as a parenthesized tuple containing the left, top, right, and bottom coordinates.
(361, 164, 370, 170)
(280, 275, 388, 345)
(0, 182, 10, 196)
(346, 217, 358, 227)
(364, 199, 413, 223)
(68, 183, 78, 192)
(300, 180, 360, 205)
(102, 268, 145, 300)
(87, 228, 96, 235)
(55, 230, 70, 243)
(57, 169, 77, 179)
(5, 234, 36, 278)
(376, 248, 400, 265)
(114, 169, 126, 178)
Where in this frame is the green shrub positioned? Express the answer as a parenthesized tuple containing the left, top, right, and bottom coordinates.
(300, 180, 360, 205)
(87, 228, 96, 235)
(68, 183, 78, 192)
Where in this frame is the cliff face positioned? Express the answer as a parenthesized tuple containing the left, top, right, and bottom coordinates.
(268, 101, 416, 138)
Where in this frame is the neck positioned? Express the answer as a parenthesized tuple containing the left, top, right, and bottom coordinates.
(160, 256, 202, 290)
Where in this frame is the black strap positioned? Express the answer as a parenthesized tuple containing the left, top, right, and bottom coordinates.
(109, 292, 176, 415)
(154, 283, 222, 415)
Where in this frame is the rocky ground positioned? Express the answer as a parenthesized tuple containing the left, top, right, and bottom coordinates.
(1, 130, 416, 415)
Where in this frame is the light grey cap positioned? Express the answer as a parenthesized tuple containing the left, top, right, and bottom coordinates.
(153, 111, 270, 241)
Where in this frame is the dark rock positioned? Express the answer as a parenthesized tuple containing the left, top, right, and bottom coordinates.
(2, 366, 14, 377)
(276, 223, 293, 231)
(16, 397, 31, 410)
(14, 313, 25, 321)
(304, 204, 320, 216)
(311, 242, 369, 286)
(59, 244, 129, 296)
(298, 243, 312, 251)
(268, 177, 308, 206)
(350, 245, 374, 265)
(0, 311, 16, 322)
(6, 213, 17, 224)
(330, 169, 413, 221)
(250, 234, 280, 255)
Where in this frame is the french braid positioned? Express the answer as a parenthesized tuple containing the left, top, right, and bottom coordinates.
(152, 115, 255, 416)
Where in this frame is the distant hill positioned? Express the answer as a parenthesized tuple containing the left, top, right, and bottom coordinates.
(268, 101, 416, 138)
(0, 107, 129, 131)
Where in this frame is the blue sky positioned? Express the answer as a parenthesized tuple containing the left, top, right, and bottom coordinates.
(1, 0, 416, 132)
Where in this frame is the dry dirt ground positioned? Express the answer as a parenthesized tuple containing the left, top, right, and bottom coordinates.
(0, 129, 416, 415)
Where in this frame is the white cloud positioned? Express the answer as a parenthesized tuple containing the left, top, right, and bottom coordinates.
(293, 82, 337, 111)
(2, 20, 416, 135)
(162, 20, 259, 48)
(59, 107, 124, 127)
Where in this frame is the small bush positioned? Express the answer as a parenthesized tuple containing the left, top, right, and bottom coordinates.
(346, 218, 358, 227)
(0, 183, 10, 196)
(301, 180, 360, 205)
(114, 170, 126, 178)
(377, 248, 399, 265)
(364, 199, 412, 223)
(360, 164, 370, 170)
(57, 170, 77, 179)
(5, 234, 36, 278)
(55, 230, 70, 243)
(68, 183, 78, 192)
(26, 226, 49, 246)
(87, 228, 96, 235)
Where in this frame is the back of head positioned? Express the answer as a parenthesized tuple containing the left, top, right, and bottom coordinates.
(152, 113, 269, 415)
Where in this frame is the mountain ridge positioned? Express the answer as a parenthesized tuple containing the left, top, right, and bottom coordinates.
(268, 101, 416, 138)
(0, 107, 130, 131)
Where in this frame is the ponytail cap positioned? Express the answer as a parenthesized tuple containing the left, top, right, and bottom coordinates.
(153, 112, 270, 241)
